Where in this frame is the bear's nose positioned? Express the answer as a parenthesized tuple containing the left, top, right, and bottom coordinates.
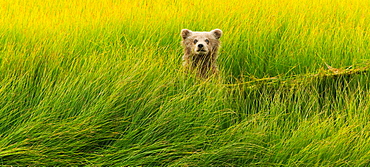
(197, 44, 204, 48)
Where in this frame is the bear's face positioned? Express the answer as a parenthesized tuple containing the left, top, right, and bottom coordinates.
(181, 29, 222, 56)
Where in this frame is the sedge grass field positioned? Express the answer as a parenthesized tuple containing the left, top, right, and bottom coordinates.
(1, 0, 370, 166)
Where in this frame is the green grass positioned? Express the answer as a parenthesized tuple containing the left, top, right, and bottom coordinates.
(1, 0, 370, 166)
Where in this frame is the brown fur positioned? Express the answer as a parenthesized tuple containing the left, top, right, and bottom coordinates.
(181, 29, 222, 78)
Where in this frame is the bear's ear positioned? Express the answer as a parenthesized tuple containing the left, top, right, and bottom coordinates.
(211, 29, 222, 39)
(181, 29, 192, 40)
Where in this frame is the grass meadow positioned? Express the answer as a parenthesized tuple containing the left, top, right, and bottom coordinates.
(1, 0, 370, 166)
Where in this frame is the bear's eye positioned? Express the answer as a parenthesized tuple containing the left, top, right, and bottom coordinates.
(193, 39, 198, 44)
(205, 39, 209, 44)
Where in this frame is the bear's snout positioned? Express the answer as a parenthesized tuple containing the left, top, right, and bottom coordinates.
(195, 42, 208, 54)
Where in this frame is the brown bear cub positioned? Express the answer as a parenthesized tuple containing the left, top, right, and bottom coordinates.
(181, 29, 223, 78)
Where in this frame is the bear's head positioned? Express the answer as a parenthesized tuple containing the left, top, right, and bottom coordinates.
(181, 29, 222, 56)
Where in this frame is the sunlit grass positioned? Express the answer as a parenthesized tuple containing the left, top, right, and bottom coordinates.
(1, 0, 370, 166)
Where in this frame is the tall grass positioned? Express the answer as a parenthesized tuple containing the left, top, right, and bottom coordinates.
(1, 0, 370, 166)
